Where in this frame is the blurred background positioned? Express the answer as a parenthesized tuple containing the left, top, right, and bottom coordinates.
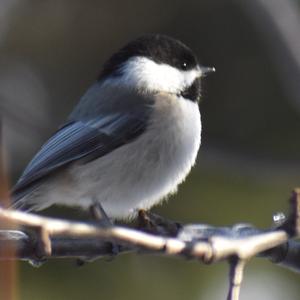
(1, 0, 300, 299)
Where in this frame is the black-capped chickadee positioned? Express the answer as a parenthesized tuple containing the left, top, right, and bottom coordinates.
(11, 34, 214, 219)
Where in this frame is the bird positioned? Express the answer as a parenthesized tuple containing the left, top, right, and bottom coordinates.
(11, 34, 214, 220)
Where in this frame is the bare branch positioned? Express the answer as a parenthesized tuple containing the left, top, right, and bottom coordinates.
(0, 189, 300, 300)
(0, 207, 291, 262)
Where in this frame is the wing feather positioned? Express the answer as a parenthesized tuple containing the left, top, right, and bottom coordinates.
(12, 111, 149, 200)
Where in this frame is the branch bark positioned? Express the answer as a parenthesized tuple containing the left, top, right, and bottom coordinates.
(0, 189, 299, 300)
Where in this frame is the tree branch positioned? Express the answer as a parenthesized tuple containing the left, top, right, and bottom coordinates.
(0, 189, 299, 300)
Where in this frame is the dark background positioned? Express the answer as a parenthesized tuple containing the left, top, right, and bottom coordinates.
(1, 0, 300, 299)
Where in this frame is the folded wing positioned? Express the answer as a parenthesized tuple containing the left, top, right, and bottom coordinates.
(12, 111, 149, 202)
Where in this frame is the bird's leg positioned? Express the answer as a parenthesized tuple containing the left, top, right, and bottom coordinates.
(76, 200, 119, 266)
(89, 200, 113, 228)
(76, 203, 119, 266)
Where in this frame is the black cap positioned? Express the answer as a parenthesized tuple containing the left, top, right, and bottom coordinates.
(98, 34, 198, 81)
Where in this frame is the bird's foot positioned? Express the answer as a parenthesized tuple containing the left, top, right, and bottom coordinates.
(138, 209, 157, 232)
(137, 210, 182, 237)
(75, 201, 120, 266)
(75, 240, 120, 266)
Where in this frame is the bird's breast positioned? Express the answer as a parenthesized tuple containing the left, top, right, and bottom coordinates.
(70, 93, 201, 218)
(145, 93, 201, 185)
(111, 92, 202, 213)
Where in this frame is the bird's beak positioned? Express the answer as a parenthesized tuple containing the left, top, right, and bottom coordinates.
(199, 66, 216, 77)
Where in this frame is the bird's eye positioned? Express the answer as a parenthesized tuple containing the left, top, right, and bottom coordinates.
(181, 62, 188, 70)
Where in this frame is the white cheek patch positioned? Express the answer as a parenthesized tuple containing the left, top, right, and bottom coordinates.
(103, 57, 200, 94)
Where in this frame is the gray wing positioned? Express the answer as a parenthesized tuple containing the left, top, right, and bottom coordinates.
(12, 110, 150, 202)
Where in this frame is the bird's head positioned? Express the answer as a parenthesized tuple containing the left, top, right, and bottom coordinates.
(98, 34, 214, 102)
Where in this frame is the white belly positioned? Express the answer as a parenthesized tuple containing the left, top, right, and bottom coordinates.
(40, 94, 201, 219)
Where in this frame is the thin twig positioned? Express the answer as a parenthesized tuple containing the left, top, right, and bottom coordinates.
(227, 258, 246, 300)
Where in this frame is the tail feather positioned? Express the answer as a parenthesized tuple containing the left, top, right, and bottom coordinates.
(10, 185, 38, 212)
(9, 198, 34, 212)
